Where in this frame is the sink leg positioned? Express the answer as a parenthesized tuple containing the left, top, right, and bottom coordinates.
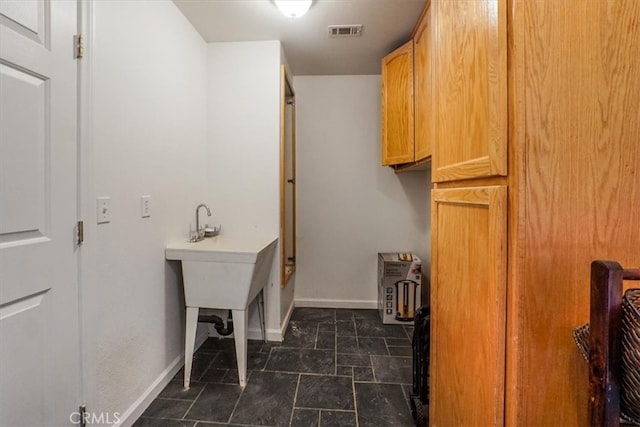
(184, 306, 199, 389)
(257, 289, 267, 343)
(232, 309, 248, 387)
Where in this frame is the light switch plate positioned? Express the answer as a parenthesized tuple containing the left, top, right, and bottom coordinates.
(97, 197, 111, 224)
(141, 195, 151, 218)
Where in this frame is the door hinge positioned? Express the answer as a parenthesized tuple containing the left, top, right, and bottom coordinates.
(77, 220, 84, 245)
(74, 34, 84, 59)
(78, 404, 87, 427)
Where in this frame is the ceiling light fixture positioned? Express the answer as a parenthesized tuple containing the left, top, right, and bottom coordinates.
(274, 0, 312, 18)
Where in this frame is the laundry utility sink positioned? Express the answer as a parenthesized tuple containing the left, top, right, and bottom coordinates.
(165, 234, 278, 388)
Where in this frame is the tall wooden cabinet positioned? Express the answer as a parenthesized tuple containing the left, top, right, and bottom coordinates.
(431, 186, 507, 425)
(429, 0, 640, 425)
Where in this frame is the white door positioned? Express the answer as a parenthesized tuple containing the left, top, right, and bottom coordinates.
(0, 1, 81, 425)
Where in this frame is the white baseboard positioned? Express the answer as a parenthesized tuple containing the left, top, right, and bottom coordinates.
(294, 298, 377, 309)
(264, 328, 283, 342)
(282, 298, 294, 329)
(117, 330, 209, 427)
(269, 298, 295, 342)
(254, 298, 293, 342)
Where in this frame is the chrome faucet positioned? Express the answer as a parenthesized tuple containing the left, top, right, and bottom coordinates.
(193, 203, 212, 242)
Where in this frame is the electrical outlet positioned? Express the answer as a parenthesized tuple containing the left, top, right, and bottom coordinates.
(97, 197, 111, 224)
(141, 195, 151, 218)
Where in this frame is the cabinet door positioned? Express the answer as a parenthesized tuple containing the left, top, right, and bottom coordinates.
(381, 40, 414, 165)
(431, 186, 507, 426)
(414, 1, 432, 162)
(433, 0, 507, 182)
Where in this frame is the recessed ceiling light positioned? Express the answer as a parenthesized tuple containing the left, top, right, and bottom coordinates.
(274, 0, 312, 18)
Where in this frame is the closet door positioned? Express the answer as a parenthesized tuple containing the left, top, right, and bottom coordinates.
(432, 0, 507, 182)
(0, 1, 81, 424)
(430, 186, 507, 426)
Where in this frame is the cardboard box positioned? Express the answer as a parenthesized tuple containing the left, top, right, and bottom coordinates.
(378, 253, 422, 325)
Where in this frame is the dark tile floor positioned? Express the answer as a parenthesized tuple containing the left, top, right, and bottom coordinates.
(135, 308, 417, 427)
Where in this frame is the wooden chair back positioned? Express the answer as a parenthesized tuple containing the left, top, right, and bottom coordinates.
(589, 260, 640, 425)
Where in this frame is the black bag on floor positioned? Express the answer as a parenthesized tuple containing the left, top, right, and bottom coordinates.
(410, 305, 430, 426)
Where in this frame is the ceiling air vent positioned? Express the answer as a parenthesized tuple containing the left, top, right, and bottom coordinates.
(328, 24, 363, 37)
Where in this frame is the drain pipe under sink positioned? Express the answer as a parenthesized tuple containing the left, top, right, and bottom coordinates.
(198, 310, 234, 336)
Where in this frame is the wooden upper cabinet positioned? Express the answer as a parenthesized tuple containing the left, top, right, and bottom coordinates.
(433, 0, 507, 183)
(413, 0, 433, 162)
(381, 40, 414, 166)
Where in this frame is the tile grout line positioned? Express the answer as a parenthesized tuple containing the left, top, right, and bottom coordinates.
(369, 354, 377, 383)
(226, 371, 251, 424)
(288, 373, 302, 427)
(262, 343, 275, 370)
(401, 382, 414, 416)
(334, 312, 338, 376)
(180, 382, 208, 421)
(197, 350, 219, 382)
(351, 312, 361, 427)
(174, 347, 218, 421)
(353, 316, 360, 354)
(352, 359, 360, 427)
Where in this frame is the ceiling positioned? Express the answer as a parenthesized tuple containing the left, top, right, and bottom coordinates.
(172, 0, 426, 75)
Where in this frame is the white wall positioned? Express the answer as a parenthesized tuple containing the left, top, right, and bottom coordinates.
(83, 0, 208, 422)
(293, 75, 431, 307)
(206, 41, 293, 339)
